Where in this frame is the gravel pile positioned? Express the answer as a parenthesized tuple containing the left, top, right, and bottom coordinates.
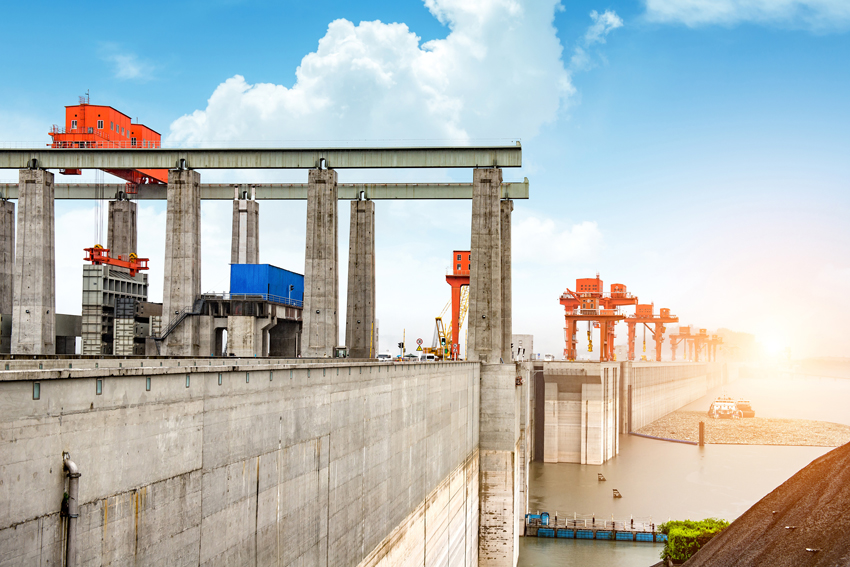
(636, 411, 850, 446)
(683, 442, 850, 566)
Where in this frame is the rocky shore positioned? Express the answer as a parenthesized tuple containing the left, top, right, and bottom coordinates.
(636, 410, 850, 446)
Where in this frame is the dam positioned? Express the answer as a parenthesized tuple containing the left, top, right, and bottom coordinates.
(0, 357, 736, 566)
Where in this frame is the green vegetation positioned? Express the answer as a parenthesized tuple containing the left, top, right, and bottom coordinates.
(659, 518, 730, 562)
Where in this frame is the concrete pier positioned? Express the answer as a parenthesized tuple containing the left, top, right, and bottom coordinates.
(468, 168, 503, 363)
(231, 198, 259, 264)
(0, 200, 14, 314)
(107, 198, 137, 265)
(269, 320, 300, 357)
(501, 199, 513, 363)
(345, 199, 376, 358)
(479, 363, 527, 566)
(302, 168, 338, 357)
(11, 169, 55, 354)
(162, 169, 201, 356)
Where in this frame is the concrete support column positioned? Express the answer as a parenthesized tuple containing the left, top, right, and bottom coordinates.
(345, 199, 375, 358)
(231, 199, 259, 264)
(12, 169, 55, 354)
(500, 199, 513, 362)
(0, 199, 14, 314)
(107, 199, 137, 264)
(479, 363, 525, 567)
(162, 169, 201, 356)
(468, 168, 502, 363)
(302, 168, 338, 357)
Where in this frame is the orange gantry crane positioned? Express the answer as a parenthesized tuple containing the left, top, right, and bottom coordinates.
(445, 250, 471, 360)
(669, 327, 722, 362)
(49, 94, 168, 188)
(624, 303, 679, 361)
(559, 275, 637, 362)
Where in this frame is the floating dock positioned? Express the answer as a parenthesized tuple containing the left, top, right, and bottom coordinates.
(525, 513, 667, 543)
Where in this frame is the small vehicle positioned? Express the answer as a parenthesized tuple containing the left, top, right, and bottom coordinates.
(708, 395, 742, 419)
(735, 399, 755, 418)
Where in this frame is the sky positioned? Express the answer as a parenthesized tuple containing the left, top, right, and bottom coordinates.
(1, 0, 848, 359)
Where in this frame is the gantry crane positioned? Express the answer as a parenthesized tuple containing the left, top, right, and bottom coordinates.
(444, 250, 471, 360)
(49, 94, 168, 190)
(624, 304, 679, 361)
(559, 275, 637, 362)
(669, 327, 721, 362)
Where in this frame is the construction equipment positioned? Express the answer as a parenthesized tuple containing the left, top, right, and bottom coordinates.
(49, 94, 168, 188)
(445, 250, 471, 360)
(624, 304, 679, 362)
(669, 327, 721, 362)
(559, 275, 637, 362)
(84, 246, 149, 277)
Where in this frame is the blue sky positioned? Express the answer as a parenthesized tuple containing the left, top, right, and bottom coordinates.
(2, 0, 848, 358)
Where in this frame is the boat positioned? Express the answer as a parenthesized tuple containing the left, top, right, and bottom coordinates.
(735, 399, 755, 418)
(707, 395, 740, 419)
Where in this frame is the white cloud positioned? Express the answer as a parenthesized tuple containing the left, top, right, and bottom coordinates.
(585, 9, 625, 44)
(168, 0, 573, 147)
(571, 10, 624, 71)
(644, 0, 850, 29)
(514, 217, 603, 263)
(100, 44, 155, 81)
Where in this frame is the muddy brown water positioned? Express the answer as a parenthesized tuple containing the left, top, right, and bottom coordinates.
(518, 373, 849, 566)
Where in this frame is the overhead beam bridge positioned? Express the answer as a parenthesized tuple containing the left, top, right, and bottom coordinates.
(0, 145, 522, 170)
(0, 180, 529, 200)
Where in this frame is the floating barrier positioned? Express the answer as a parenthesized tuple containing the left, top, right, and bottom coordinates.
(525, 513, 665, 543)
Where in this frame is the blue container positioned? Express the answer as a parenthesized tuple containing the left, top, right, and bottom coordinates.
(616, 532, 635, 541)
(596, 531, 613, 540)
(538, 528, 555, 538)
(576, 530, 594, 540)
(230, 264, 304, 306)
(556, 529, 575, 539)
(635, 532, 654, 542)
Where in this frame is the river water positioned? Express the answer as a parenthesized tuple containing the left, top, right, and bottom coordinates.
(518, 373, 850, 566)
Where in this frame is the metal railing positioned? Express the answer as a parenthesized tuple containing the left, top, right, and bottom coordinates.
(201, 292, 303, 308)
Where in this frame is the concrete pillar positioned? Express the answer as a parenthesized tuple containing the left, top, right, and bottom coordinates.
(345, 199, 375, 358)
(269, 320, 300, 357)
(468, 168, 502, 363)
(500, 199, 513, 362)
(302, 168, 338, 357)
(0, 199, 14, 314)
(231, 199, 259, 264)
(107, 199, 137, 265)
(12, 169, 55, 354)
(162, 169, 201, 356)
(479, 363, 525, 566)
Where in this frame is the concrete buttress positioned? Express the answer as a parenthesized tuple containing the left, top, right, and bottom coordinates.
(231, 199, 259, 264)
(345, 199, 376, 358)
(107, 199, 137, 270)
(302, 168, 338, 357)
(0, 199, 14, 314)
(162, 169, 201, 356)
(12, 169, 55, 354)
(468, 168, 502, 363)
(501, 199, 513, 363)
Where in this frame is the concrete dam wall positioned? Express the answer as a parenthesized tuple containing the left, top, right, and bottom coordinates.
(536, 361, 728, 464)
(0, 358, 529, 567)
(622, 361, 726, 432)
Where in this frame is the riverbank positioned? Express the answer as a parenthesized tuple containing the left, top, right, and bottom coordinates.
(636, 410, 850, 446)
